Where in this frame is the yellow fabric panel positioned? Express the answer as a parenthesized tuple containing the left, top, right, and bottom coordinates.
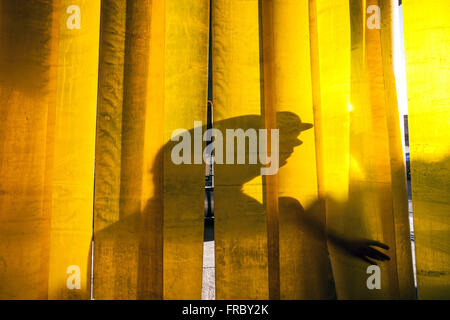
(312, 0, 351, 299)
(262, 0, 330, 299)
(403, 0, 450, 299)
(259, 0, 280, 300)
(313, 0, 351, 205)
(93, 0, 208, 299)
(276, 0, 330, 299)
(320, 0, 413, 299)
(212, 0, 269, 299)
(47, 0, 100, 300)
(163, 0, 209, 300)
(313, 0, 412, 299)
(348, 0, 399, 299)
(0, 1, 60, 299)
(0, 1, 59, 299)
(93, 0, 129, 300)
(94, 0, 163, 299)
(271, 1, 319, 208)
(378, 0, 415, 299)
(332, 0, 387, 299)
(139, 0, 166, 300)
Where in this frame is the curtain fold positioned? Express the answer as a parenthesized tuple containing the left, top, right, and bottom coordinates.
(212, 0, 414, 300)
(212, 0, 269, 300)
(403, 0, 450, 299)
(1, 0, 447, 300)
(162, 0, 209, 300)
(309, 0, 353, 300)
(262, 0, 331, 300)
(93, 0, 209, 300)
(0, 0, 61, 300)
(93, 0, 150, 300)
(0, 0, 100, 299)
(308, 0, 415, 299)
(344, 0, 412, 299)
(48, 0, 101, 300)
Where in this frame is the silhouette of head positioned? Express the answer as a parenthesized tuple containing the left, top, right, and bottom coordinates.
(151, 111, 313, 188)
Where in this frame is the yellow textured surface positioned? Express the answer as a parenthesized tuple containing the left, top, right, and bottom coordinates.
(311, 0, 414, 299)
(260, 0, 280, 300)
(0, 0, 60, 300)
(378, 0, 415, 299)
(0, 0, 441, 301)
(163, 0, 209, 300)
(93, 0, 208, 299)
(404, 0, 450, 299)
(93, 0, 130, 299)
(48, 0, 100, 300)
(311, 0, 352, 299)
(269, 0, 330, 299)
(212, 0, 269, 299)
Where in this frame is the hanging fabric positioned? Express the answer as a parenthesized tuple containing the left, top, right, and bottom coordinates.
(93, 0, 209, 300)
(403, 0, 450, 299)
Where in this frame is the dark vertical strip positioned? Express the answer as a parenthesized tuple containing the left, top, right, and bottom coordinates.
(308, 0, 325, 198)
(205, 0, 215, 242)
(259, 0, 280, 300)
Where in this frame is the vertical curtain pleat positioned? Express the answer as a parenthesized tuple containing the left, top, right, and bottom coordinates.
(92, 0, 128, 299)
(93, 0, 130, 300)
(345, 0, 412, 299)
(1, 0, 443, 300)
(163, 0, 209, 300)
(48, 0, 101, 300)
(93, 0, 209, 300)
(347, 0, 399, 298)
(378, 0, 415, 299)
(94, 0, 162, 300)
(0, 0, 60, 300)
(259, 0, 280, 301)
(212, 0, 414, 300)
(310, 0, 414, 299)
(309, 0, 352, 299)
(403, 0, 450, 299)
(212, 0, 269, 299)
(261, 0, 331, 299)
(0, 0, 100, 300)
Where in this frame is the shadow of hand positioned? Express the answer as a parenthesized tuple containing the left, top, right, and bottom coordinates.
(335, 238, 390, 265)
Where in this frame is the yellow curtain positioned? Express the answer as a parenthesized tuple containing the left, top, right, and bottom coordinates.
(0, 0, 60, 300)
(303, 0, 414, 300)
(93, 0, 209, 300)
(256, 0, 414, 300)
(211, 0, 414, 300)
(48, 0, 101, 300)
(261, 0, 330, 300)
(212, 0, 269, 300)
(333, 0, 414, 299)
(0, 0, 100, 299)
(403, 0, 450, 299)
(1, 0, 448, 300)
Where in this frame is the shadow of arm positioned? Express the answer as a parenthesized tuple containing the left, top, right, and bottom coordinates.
(280, 197, 390, 265)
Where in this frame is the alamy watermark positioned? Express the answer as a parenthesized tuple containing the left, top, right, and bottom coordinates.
(170, 121, 280, 176)
(366, 265, 381, 290)
(66, 5, 81, 30)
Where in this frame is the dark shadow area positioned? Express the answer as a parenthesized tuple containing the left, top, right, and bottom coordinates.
(93, 111, 393, 299)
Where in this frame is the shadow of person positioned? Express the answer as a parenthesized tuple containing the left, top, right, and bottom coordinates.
(211, 112, 390, 299)
(93, 111, 390, 300)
